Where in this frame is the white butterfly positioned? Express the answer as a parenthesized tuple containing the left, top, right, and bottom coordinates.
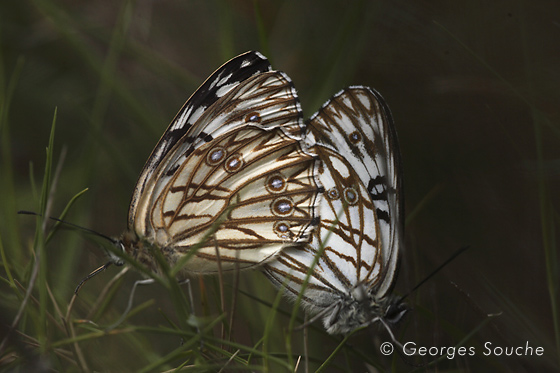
(263, 87, 405, 334)
(109, 51, 321, 279)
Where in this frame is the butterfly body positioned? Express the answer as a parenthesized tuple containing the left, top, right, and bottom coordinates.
(322, 284, 390, 335)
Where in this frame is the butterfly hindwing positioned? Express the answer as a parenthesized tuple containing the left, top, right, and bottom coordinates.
(307, 86, 402, 297)
(264, 145, 380, 306)
(152, 126, 319, 274)
(263, 87, 403, 334)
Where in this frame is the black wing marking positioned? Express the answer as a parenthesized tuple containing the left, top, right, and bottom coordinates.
(129, 51, 272, 224)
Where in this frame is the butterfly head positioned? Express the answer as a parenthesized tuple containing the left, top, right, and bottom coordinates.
(323, 283, 408, 335)
(108, 237, 127, 267)
(117, 230, 168, 276)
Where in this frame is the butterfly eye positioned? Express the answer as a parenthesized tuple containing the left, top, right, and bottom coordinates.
(206, 146, 227, 166)
(271, 197, 294, 216)
(348, 131, 362, 144)
(224, 153, 244, 172)
(245, 112, 261, 123)
(266, 173, 287, 194)
(327, 187, 340, 200)
(343, 187, 359, 205)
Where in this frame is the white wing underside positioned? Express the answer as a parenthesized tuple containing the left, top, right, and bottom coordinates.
(264, 86, 402, 307)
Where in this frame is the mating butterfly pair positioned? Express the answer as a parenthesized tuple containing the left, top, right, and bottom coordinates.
(108, 51, 404, 335)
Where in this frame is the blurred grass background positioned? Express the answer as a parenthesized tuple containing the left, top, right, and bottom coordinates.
(1, 0, 559, 371)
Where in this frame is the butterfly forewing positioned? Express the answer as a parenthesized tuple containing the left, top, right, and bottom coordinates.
(130, 51, 272, 215)
(123, 51, 320, 276)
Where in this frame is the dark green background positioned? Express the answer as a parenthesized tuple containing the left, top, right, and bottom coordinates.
(1, 1, 558, 371)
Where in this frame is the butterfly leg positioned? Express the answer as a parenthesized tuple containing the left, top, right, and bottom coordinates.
(177, 278, 206, 348)
(178, 278, 198, 325)
(372, 316, 414, 356)
(105, 278, 155, 331)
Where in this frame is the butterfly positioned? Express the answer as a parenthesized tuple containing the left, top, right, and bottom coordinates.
(262, 87, 406, 334)
(105, 51, 322, 279)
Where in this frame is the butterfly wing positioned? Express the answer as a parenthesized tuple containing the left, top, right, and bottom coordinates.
(126, 52, 320, 275)
(264, 86, 402, 316)
(307, 86, 403, 297)
(264, 145, 379, 307)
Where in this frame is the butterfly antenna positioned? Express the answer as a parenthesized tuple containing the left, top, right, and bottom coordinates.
(18, 210, 118, 245)
(397, 246, 470, 304)
(74, 261, 113, 294)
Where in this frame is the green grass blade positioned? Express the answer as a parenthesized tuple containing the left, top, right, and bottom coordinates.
(36, 108, 58, 353)
(45, 188, 89, 244)
(0, 56, 25, 265)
